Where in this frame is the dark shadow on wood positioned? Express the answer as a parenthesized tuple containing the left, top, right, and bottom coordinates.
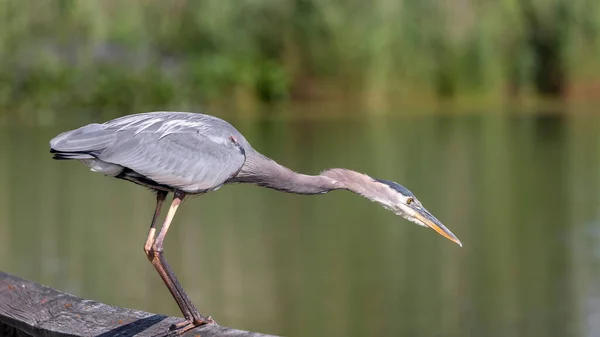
(96, 315, 168, 337)
(1, 323, 31, 337)
(0, 271, 280, 337)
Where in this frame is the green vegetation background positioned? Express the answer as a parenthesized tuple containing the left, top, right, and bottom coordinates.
(1, 0, 599, 121)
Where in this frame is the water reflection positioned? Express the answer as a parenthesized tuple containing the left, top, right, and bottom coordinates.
(0, 110, 598, 337)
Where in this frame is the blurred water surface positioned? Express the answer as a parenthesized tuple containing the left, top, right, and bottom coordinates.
(1, 108, 600, 337)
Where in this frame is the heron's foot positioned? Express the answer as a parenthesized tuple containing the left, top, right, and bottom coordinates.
(169, 316, 217, 335)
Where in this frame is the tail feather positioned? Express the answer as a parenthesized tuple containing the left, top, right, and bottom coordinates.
(50, 123, 115, 159)
(51, 150, 96, 160)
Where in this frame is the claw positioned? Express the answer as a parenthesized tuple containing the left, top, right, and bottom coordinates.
(169, 317, 216, 335)
(169, 320, 197, 335)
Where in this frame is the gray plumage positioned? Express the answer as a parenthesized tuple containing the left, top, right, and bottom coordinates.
(50, 111, 461, 246)
(52, 112, 251, 193)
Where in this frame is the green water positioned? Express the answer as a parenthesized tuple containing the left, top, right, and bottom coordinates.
(1, 109, 599, 337)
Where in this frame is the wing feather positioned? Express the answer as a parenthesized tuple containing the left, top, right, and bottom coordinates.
(99, 131, 245, 193)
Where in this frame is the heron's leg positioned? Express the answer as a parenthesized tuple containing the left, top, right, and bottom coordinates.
(149, 190, 215, 332)
(143, 191, 198, 329)
(143, 191, 194, 321)
(144, 191, 167, 257)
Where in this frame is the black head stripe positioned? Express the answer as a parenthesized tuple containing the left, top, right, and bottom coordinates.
(375, 178, 415, 197)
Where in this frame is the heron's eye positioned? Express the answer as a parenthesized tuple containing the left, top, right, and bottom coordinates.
(406, 198, 414, 205)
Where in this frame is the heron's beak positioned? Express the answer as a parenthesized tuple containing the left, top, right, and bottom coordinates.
(413, 208, 462, 247)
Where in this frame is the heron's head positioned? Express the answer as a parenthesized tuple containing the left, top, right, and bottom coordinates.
(322, 169, 462, 246)
(373, 179, 462, 246)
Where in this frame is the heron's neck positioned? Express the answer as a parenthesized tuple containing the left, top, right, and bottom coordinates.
(233, 152, 380, 197)
(232, 152, 337, 194)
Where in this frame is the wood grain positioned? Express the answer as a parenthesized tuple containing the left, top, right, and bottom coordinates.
(0, 271, 280, 337)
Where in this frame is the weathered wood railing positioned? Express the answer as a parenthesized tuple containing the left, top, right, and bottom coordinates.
(0, 271, 280, 337)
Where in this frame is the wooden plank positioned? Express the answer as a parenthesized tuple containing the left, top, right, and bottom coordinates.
(0, 271, 280, 337)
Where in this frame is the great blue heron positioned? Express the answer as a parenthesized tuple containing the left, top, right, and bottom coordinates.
(50, 111, 461, 333)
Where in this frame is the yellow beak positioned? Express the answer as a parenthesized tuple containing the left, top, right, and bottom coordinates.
(413, 208, 462, 247)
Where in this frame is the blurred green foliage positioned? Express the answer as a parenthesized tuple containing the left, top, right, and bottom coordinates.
(1, 0, 599, 116)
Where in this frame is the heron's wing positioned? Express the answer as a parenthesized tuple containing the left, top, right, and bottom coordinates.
(98, 131, 245, 193)
(50, 112, 248, 193)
